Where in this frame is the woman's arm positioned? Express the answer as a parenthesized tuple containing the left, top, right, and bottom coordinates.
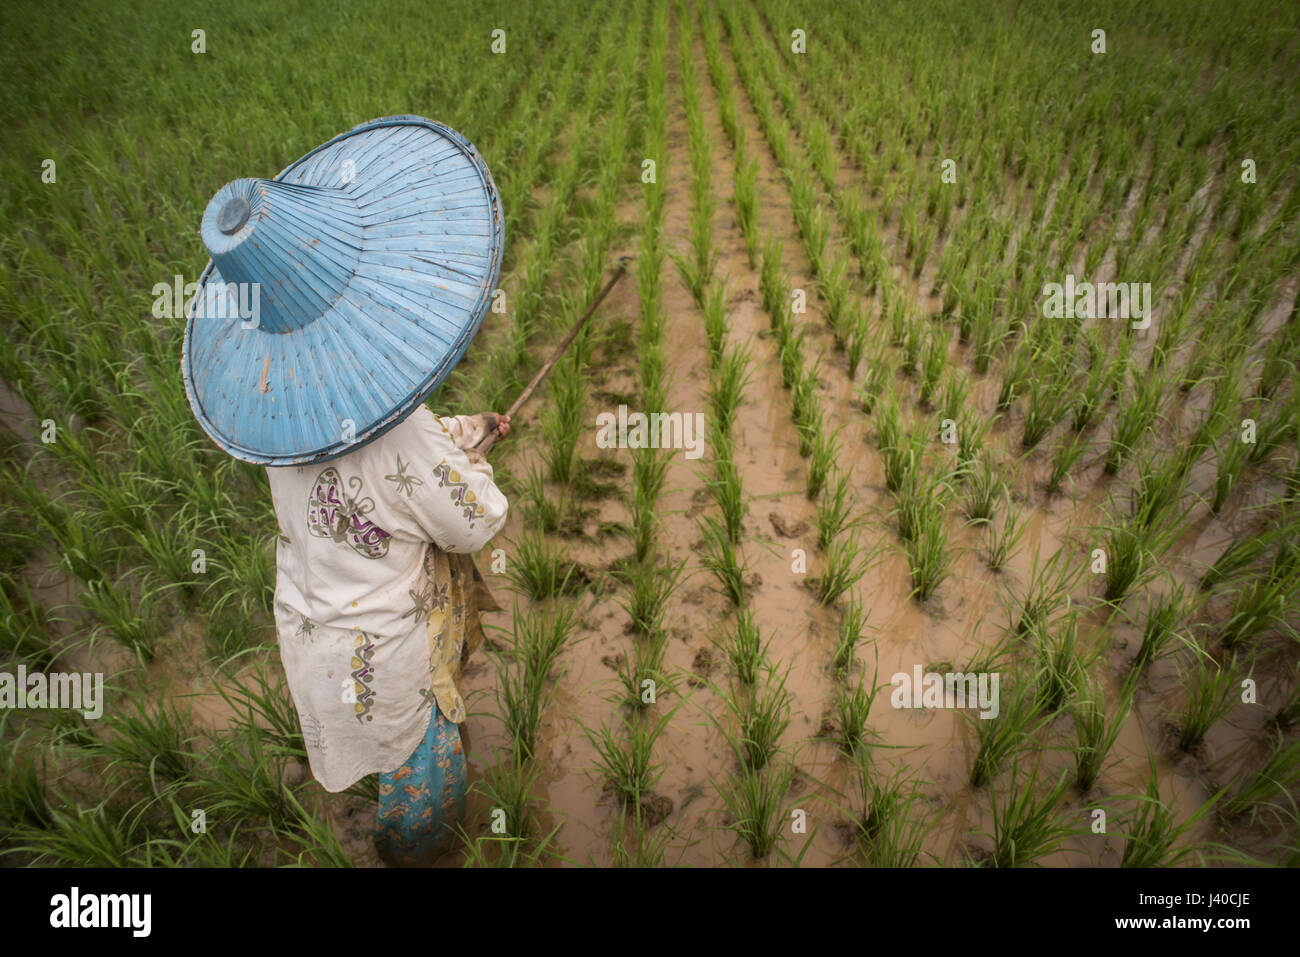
(392, 412, 509, 552)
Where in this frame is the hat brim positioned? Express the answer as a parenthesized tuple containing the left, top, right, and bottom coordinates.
(182, 115, 504, 466)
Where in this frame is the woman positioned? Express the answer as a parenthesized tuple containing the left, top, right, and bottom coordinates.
(267, 407, 509, 864)
(181, 116, 510, 864)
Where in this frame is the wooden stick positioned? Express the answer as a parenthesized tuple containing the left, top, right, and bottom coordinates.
(473, 255, 633, 456)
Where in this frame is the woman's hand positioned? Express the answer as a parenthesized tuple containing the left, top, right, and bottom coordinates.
(481, 412, 511, 439)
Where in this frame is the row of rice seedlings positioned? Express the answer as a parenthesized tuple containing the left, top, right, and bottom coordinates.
(530, 6, 660, 854)
(446, 10, 625, 407)
(632, 0, 671, 568)
(588, 4, 674, 861)
(671, 0, 717, 306)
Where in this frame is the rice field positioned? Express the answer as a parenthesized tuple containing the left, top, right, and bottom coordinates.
(1, 0, 1299, 868)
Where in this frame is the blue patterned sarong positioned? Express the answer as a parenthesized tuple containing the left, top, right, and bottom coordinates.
(374, 702, 466, 866)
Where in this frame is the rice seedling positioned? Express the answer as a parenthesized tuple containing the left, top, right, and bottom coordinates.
(1029, 612, 1085, 716)
(1217, 541, 1300, 650)
(919, 325, 950, 409)
(0, 738, 53, 833)
(818, 252, 853, 348)
(1220, 732, 1300, 822)
(816, 469, 855, 550)
(619, 551, 685, 636)
(816, 531, 876, 606)
(968, 667, 1041, 789)
(617, 625, 673, 712)
(832, 593, 870, 677)
(702, 278, 730, 367)
(1177, 653, 1240, 752)
(0, 576, 55, 669)
(1209, 433, 1252, 513)
(1275, 663, 1300, 730)
(89, 697, 196, 789)
(1130, 583, 1196, 677)
(715, 757, 798, 860)
(807, 427, 841, 500)
(845, 305, 870, 378)
(1073, 674, 1135, 793)
(7, 795, 154, 868)
(984, 760, 1075, 867)
(721, 606, 770, 686)
(904, 495, 954, 603)
(1021, 371, 1075, 450)
(698, 512, 748, 606)
(708, 343, 752, 428)
(1104, 372, 1166, 475)
(79, 575, 162, 665)
(586, 706, 674, 810)
(521, 463, 563, 534)
(853, 756, 936, 867)
(735, 157, 760, 268)
(505, 529, 579, 601)
(516, 601, 579, 685)
(1100, 511, 1174, 606)
(632, 443, 670, 508)
(1119, 754, 1221, 867)
(492, 632, 557, 762)
(198, 723, 301, 830)
(791, 362, 824, 458)
(724, 668, 793, 773)
(962, 457, 1005, 523)
(1046, 430, 1091, 494)
(759, 235, 787, 329)
(833, 658, 881, 758)
(1013, 545, 1080, 637)
(472, 744, 546, 844)
(778, 323, 806, 390)
(985, 504, 1027, 573)
(858, 350, 894, 415)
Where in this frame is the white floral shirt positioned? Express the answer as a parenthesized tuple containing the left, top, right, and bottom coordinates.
(265, 407, 508, 792)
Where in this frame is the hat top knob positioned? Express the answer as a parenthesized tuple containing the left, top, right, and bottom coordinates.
(216, 196, 252, 235)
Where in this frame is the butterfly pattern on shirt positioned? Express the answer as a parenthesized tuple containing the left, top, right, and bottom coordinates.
(307, 466, 392, 559)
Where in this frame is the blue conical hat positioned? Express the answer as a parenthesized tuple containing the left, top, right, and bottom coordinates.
(181, 115, 504, 466)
